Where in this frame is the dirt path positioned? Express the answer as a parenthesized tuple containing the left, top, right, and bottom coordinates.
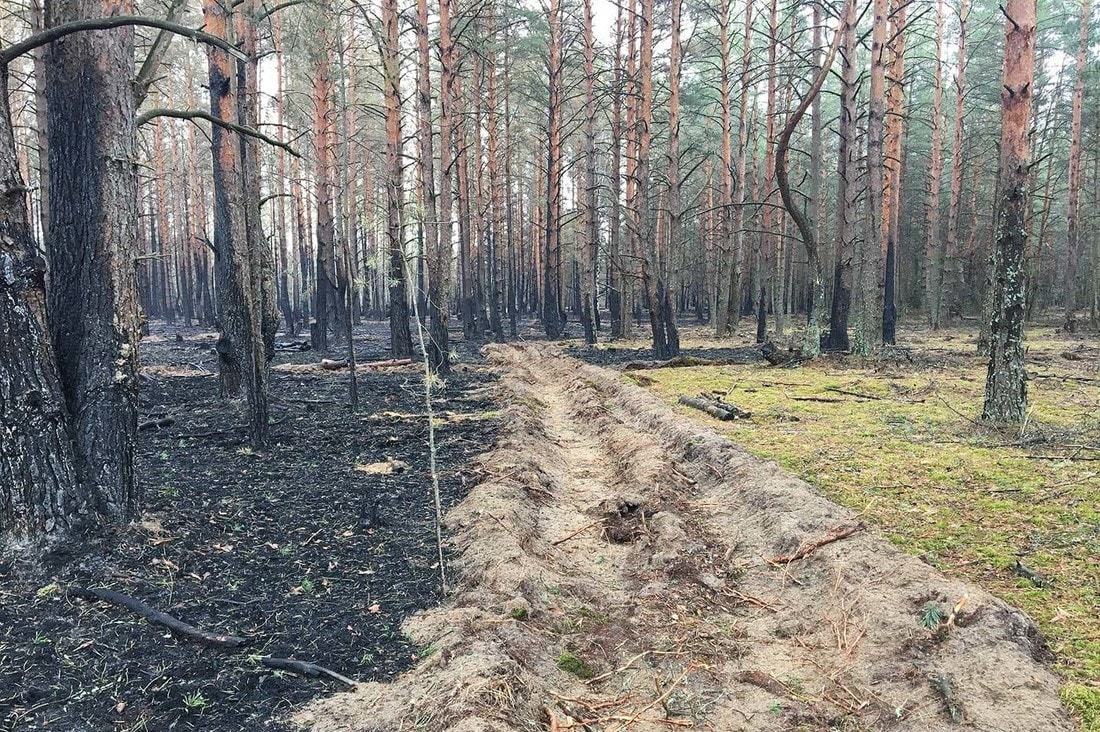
(294, 343, 1073, 732)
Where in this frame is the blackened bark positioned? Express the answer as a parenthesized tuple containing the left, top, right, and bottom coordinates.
(383, 0, 412, 358)
(45, 0, 140, 521)
(203, 0, 268, 448)
(0, 70, 84, 545)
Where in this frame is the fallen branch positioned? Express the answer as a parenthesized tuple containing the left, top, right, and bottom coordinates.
(258, 656, 357, 686)
(677, 395, 751, 421)
(67, 586, 249, 648)
(138, 416, 175, 431)
(552, 518, 604, 546)
(824, 387, 883, 400)
(768, 523, 865, 564)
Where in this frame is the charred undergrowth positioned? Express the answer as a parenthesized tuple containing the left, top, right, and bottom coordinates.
(0, 321, 498, 732)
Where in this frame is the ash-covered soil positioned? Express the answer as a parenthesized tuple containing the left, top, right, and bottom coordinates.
(0, 321, 498, 732)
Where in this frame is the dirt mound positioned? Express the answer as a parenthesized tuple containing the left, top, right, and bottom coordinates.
(292, 344, 1073, 732)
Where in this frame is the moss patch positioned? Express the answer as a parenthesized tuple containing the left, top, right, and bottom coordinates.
(634, 324, 1099, 729)
(556, 651, 597, 679)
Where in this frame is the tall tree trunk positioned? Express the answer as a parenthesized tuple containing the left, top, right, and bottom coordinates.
(416, 0, 444, 368)
(485, 3, 506, 342)
(543, 0, 565, 338)
(881, 0, 907, 344)
(1062, 0, 1090, 332)
(942, 0, 969, 323)
(983, 0, 1035, 423)
(382, 0, 412, 357)
(779, 0, 846, 358)
(202, 0, 268, 448)
(609, 2, 625, 338)
(760, 0, 778, 339)
(0, 67, 84, 546)
(45, 0, 140, 519)
(827, 0, 858, 350)
(311, 29, 338, 354)
(923, 0, 946, 327)
(579, 0, 598, 345)
(714, 0, 734, 336)
(856, 0, 888, 354)
(432, 0, 456, 372)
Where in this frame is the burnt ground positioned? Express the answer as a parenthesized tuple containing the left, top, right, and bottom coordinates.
(0, 321, 498, 732)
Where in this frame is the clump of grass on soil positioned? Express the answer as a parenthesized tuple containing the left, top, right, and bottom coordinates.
(633, 324, 1099, 729)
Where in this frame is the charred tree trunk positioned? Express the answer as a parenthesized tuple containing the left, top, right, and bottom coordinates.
(311, 32, 338, 354)
(203, 0, 269, 449)
(383, 0, 412, 358)
(826, 0, 858, 351)
(431, 0, 456, 373)
(579, 0, 598, 345)
(542, 0, 565, 338)
(0, 68, 84, 546)
(45, 0, 140, 520)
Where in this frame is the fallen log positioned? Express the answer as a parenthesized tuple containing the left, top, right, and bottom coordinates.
(274, 340, 312, 353)
(259, 656, 357, 686)
(67, 586, 249, 648)
(623, 355, 720, 371)
(273, 358, 413, 375)
(678, 395, 751, 421)
(760, 341, 811, 367)
(768, 522, 864, 564)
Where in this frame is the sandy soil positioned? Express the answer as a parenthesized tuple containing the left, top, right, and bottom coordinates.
(293, 343, 1073, 732)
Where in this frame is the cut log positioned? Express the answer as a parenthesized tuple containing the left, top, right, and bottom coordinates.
(67, 586, 249, 648)
(678, 395, 751, 421)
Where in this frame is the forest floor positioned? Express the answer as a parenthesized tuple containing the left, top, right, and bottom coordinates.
(294, 336, 1078, 732)
(2, 316, 1094, 732)
(0, 321, 498, 732)
(614, 318, 1099, 730)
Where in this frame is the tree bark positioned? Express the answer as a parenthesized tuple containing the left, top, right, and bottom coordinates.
(856, 0, 888, 353)
(543, 0, 565, 338)
(45, 0, 141, 520)
(202, 0, 269, 449)
(942, 0, 969, 324)
(923, 0, 946, 328)
(826, 0, 858, 351)
(382, 0, 412, 358)
(983, 0, 1035, 423)
(0, 68, 84, 546)
(431, 0, 456, 373)
(1062, 0, 1090, 332)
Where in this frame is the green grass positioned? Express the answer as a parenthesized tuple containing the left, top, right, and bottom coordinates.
(633, 326, 1099, 729)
